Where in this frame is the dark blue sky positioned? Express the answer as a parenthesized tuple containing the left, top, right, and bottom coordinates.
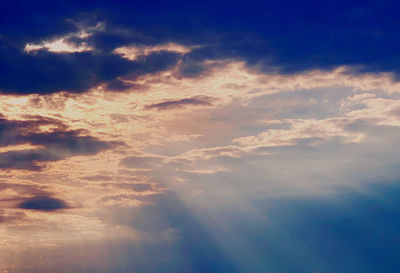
(1, 0, 400, 94)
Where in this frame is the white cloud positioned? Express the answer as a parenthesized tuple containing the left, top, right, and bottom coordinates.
(113, 42, 196, 61)
(24, 22, 104, 53)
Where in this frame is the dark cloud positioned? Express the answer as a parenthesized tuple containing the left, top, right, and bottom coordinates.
(0, 40, 180, 94)
(17, 195, 69, 211)
(87, 0, 400, 77)
(145, 95, 215, 110)
(0, 116, 117, 170)
(1, 1, 400, 94)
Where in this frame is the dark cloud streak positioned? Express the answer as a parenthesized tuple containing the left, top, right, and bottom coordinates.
(145, 95, 215, 110)
(17, 196, 70, 211)
(0, 116, 117, 170)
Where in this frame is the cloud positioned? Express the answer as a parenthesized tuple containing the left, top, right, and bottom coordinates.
(99, 193, 163, 206)
(105, 79, 142, 91)
(120, 155, 165, 169)
(232, 118, 364, 148)
(2, 4, 400, 271)
(82, 175, 113, 181)
(113, 42, 192, 61)
(101, 183, 153, 192)
(17, 196, 70, 211)
(145, 95, 216, 110)
(24, 22, 103, 54)
(0, 182, 49, 196)
(1, 1, 400, 95)
(24, 36, 93, 53)
(0, 116, 117, 170)
(0, 37, 180, 95)
(0, 210, 26, 224)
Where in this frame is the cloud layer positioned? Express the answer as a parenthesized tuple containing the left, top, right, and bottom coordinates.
(2, 2, 400, 272)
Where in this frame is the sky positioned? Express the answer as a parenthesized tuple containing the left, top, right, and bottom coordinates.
(1, 1, 400, 272)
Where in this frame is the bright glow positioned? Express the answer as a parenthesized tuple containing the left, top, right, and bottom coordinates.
(25, 38, 93, 53)
(23, 23, 104, 53)
(113, 42, 196, 60)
